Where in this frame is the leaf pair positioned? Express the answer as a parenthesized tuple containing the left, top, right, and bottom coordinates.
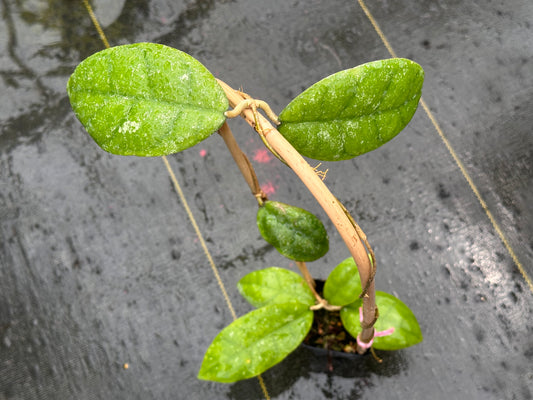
(199, 261, 422, 383)
(198, 268, 314, 383)
(68, 43, 424, 160)
(323, 257, 423, 351)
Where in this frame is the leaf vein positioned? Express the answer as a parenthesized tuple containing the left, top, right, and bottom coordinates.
(70, 88, 222, 113)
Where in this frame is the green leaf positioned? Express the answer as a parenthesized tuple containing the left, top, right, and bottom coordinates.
(340, 291, 423, 350)
(198, 301, 313, 382)
(278, 58, 424, 161)
(238, 267, 315, 308)
(67, 43, 228, 156)
(323, 257, 362, 306)
(256, 201, 329, 262)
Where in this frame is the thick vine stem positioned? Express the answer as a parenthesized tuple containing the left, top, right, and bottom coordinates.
(217, 79, 377, 352)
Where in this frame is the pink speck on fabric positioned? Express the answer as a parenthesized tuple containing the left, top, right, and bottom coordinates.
(199, 149, 207, 157)
(261, 181, 277, 196)
(253, 148, 272, 163)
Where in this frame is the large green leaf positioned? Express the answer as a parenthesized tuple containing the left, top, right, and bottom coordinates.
(323, 257, 362, 306)
(278, 58, 424, 161)
(256, 201, 329, 262)
(340, 291, 423, 350)
(198, 301, 313, 382)
(238, 267, 315, 308)
(67, 43, 228, 156)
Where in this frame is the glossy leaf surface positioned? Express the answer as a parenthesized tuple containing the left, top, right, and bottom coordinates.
(341, 291, 423, 350)
(238, 267, 315, 308)
(278, 58, 424, 161)
(198, 301, 313, 382)
(323, 257, 362, 306)
(257, 201, 329, 261)
(67, 43, 228, 156)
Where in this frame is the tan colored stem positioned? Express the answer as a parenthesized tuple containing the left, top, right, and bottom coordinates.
(296, 261, 316, 289)
(218, 80, 377, 351)
(296, 261, 343, 312)
(218, 121, 267, 205)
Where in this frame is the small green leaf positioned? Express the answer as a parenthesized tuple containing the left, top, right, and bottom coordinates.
(67, 43, 228, 156)
(238, 267, 315, 308)
(278, 58, 424, 161)
(257, 201, 329, 262)
(323, 257, 362, 306)
(198, 301, 313, 382)
(341, 291, 423, 350)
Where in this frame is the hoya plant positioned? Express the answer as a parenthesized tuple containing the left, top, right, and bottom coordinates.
(67, 42, 424, 383)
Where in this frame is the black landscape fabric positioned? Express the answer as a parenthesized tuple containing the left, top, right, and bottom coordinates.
(1, 1, 532, 399)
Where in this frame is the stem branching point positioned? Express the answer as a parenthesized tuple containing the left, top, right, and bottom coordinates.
(225, 98, 280, 125)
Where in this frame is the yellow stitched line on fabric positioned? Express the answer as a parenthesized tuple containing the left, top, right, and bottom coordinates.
(80, 1, 271, 397)
(81, 0, 110, 48)
(356, 0, 533, 294)
(161, 156, 238, 320)
(357, 0, 397, 59)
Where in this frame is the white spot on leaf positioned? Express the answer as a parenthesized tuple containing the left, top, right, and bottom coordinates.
(119, 120, 141, 134)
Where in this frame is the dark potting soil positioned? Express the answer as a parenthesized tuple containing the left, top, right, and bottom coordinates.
(304, 308, 360, 354)
(303, 280, 360, 354)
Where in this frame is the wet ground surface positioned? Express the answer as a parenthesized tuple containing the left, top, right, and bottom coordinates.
(1, 0, 532, 399)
